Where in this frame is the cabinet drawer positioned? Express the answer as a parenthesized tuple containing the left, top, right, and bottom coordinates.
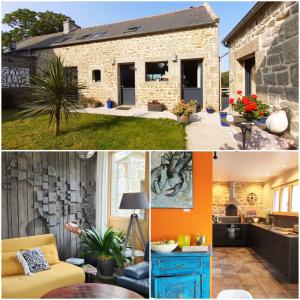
(152, 257, 209, 276)
(152, 275, 201, 299)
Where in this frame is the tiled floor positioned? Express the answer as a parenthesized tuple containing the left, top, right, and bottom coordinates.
(212, 247, 298, 299)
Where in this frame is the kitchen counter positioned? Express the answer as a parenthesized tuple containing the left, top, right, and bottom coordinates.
(252, 223, 298, 238)
(213, 222, 298, 238)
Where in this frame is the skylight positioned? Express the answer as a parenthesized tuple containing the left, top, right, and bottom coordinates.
(76, 34, 92, 40)
(53, 36, 72, 44)
(93, 32, 107, 38)
(124, 26, 141, 33)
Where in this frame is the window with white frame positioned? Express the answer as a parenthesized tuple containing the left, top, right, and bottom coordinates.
(272, 182, 299, 213)
(109, 151, 146, 218)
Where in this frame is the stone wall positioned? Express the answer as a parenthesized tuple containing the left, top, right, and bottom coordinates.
(227, 1, 298, 140)
(1, 53, 36, 108)
(213, 181, 265, 216)
(32, 25, 219, 110)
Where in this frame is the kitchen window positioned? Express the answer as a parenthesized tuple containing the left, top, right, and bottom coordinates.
(145, 61, 168, 81)
(272, 182, 299, 214)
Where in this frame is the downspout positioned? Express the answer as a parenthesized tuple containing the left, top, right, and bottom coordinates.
(219, 51, 229, 111)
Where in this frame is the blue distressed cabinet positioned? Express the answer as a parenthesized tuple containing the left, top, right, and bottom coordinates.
(151, 249, 212, 299)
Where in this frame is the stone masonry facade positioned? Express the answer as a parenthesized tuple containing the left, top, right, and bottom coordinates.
(32, 25, 219, 110)
(227, 1, 298, 140)
(213, 181, 264, 217)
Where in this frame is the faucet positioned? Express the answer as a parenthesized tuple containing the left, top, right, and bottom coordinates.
(269, 216, 274, 228)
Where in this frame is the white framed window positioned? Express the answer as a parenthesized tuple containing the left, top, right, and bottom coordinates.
(109, 151, 146, 218)
(291, 184, 299, 212)
(272, 181, 299, 214)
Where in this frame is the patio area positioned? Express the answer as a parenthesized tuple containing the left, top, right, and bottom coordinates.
(78, 107, 241, 150)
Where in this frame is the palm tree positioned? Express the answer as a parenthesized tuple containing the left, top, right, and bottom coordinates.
(23, 56, 85, 135)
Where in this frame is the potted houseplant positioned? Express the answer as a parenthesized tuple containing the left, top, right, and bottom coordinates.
(148, 100, 164, 112)
(172, 99, 196, 124)
(205, 103, 215, 114)
(229, 90, 270, 122)
(80, 226, 127, 277)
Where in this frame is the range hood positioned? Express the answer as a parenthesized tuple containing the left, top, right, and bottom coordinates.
(229, 181, 237, 204)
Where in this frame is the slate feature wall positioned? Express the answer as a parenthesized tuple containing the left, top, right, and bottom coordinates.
(1, 152, 97, 260)
(1, 53, 36, 108)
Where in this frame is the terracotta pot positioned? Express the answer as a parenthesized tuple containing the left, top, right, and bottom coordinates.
(177, 115, 190, 124)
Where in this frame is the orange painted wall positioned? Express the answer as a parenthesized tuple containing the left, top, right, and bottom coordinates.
(151, 152, 212, 245)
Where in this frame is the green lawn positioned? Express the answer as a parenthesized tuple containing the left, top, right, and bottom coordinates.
(2, 109, 186, 150)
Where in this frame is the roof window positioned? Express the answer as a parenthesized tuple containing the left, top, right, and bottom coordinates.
(76, 34, 92, 40)
(53, 36, 72, 44)
(124, 26, 141, 33)
(93, 32, 107, 38)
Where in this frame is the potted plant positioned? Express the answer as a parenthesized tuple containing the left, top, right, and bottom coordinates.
(148, 100, 164, 112)
(82, 96, 102, 108)
(80, 226, 127, 277)
(229, 90, 270, 122)
(106, 98, 114, 109)
(205, 103, 215, 114)
(172, 99, 196, 124)
(189, 99, 197, 113)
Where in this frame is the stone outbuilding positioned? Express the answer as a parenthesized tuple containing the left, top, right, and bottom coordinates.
(223, 1, 299, 140)
(5, 3, 220, 110)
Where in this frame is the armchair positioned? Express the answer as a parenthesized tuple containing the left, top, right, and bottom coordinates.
(115, 243, 149, 297)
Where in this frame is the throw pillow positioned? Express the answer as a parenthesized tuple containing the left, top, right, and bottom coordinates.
(17, 248, 50, 276)
(2, 252, 24, 276)
(246, 126, 295, 150)
(123, 261, 149, 279)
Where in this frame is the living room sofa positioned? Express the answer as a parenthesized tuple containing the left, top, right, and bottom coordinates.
(2, 234, 85, 298)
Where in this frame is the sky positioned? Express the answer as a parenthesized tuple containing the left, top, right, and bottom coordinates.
(1, 1, 255, 71)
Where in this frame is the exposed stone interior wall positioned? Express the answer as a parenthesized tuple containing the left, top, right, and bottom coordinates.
(33, 25, 219, 110)
(1, 53, 36, 108)
(213, 181, 265, 216)
(228, 1, 298, 140)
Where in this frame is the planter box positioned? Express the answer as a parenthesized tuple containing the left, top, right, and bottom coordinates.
(177, 115, 189, 124)
(219, 112, 230, 127)
(206, 108, 215, 114)
(148, 103, 164, 112)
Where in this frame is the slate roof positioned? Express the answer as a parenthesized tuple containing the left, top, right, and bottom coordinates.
(222, 2, 266, 45)
(11, 5, 217, 52)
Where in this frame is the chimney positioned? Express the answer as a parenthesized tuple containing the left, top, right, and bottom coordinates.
(8, 43, 17, 51)
(228, 181, 236, 204)
(63, 18, 81, 34)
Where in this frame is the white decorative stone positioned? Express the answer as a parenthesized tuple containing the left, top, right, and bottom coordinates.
(266, 110, 288, 133)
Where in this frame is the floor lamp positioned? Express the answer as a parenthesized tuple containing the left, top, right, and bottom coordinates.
(119, 192, 149, 264)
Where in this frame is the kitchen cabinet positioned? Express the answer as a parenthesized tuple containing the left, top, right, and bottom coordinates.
(247, 225, 298, 283)
(151, 250, 212, 299)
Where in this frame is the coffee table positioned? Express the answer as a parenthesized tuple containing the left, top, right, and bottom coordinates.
(42, 283, 143, 298)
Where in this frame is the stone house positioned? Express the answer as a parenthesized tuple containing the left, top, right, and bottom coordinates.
(222, 1, 299, 140)
(6, 3, 220, 110)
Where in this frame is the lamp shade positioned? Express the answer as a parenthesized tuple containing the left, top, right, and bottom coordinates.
(119, 192, 149, 209)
